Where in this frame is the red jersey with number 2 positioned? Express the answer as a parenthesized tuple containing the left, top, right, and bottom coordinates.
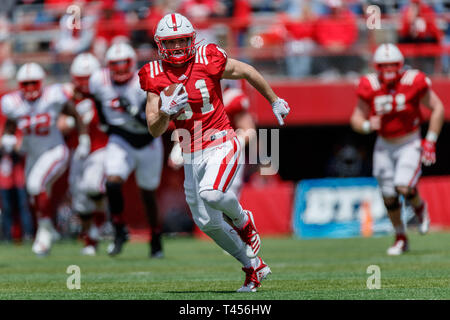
(356, 69, 431, 139)
(138, 44, 234, 153)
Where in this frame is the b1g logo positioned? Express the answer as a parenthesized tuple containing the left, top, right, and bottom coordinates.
(302, 186, 387, 224)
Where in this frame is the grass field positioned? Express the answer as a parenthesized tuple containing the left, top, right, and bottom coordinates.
(1, 232, 450, 300)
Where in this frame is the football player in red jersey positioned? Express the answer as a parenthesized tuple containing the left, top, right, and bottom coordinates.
(168, 80, 256, 198)
(350, 43, 445, 256)
(59, 53, 109, 256)
(139, 13, 290, 292)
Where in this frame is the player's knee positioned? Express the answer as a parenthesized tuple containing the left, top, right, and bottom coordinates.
(199, 189, 224, 208)
(198, 221, 222, 235)
(383, 196, 401, 211)
(107, 175, 124, 184)
(395, 186, 417, 200)
(105, 181, 124, 214)
(26, 179, 41, 196)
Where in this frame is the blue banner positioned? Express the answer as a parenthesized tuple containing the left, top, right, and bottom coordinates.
(292, 178, 393, 239)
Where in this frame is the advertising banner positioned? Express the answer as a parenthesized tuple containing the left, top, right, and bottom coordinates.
(293, 178, 393, 239)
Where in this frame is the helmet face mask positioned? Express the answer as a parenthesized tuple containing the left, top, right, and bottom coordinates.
(373, 43, 404, 84)
(72, 75, 90, 95)
(70, 53, 100, 94)
(154, 13, 197, 65)
(375, 62, 402, 83)
(19, 80, 42, 101)
(105, 43, 136, 84)
(108, 58, 134, 83)
(16, 63, 45, 101)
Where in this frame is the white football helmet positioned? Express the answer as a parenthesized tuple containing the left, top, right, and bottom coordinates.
(373, 43, 404, 83)
(154, 13, 197, 65)
(70, 52, 100, 94)
(16, 62, 45, 101)
(105, 42, 137, 83)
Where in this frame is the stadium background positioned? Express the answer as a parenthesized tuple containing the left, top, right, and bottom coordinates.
(0, 0, 450, 242)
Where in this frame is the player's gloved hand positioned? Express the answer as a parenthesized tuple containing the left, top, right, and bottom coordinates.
(74, 134, 91, 160)
(1, 134, 17, 153)
(160, 84, 188, 116)
(421, 139, 436, 166)
(271, 98, 290, 125)
(119, 96, 140, 117)
(168, 142, 184, 170)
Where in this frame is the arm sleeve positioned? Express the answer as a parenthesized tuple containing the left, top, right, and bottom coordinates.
(0, 96, 14, 120)
(414, 71, 431, 99)
(205, 44, 228, 79)
(356, 77, 373, 103)
(138, 64, 160, 95)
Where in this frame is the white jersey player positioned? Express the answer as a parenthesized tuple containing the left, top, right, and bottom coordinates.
(1, 62, 89, 256)
(89, 42, 164, 258)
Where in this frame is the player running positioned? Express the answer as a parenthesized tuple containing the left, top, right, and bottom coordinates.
(59, 52, 108, 256)
(168, 80, 256, 199)
(350, 43, 445, 256)
(89, 42, 164, 258)
(140, 13, 290, 292)
(1, 62, 89, 256)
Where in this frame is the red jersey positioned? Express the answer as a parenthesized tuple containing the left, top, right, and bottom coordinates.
(222, 87, 249, 129)
(139, 44, 235, 153)
(0, 154, 25, 189)
(65, 89, 108, 153)
(356, 69, 431, 139)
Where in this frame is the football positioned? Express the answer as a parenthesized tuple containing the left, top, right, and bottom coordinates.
(163, 83, 184, 96)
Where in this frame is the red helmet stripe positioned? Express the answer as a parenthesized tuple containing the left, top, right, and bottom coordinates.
(171, 14, 178, 31)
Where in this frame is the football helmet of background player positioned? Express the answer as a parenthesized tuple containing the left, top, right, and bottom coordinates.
(105, 42, 137, 84)
(16, 62, 45, 101)
(373, 43, 404, 84)
(154, 13, 197, 65)
(70, 52, 101, 95)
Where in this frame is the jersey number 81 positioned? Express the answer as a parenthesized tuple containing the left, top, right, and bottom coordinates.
(176, 79, 214, 120)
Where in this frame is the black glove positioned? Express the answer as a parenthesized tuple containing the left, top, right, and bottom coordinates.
(119, 96, 147, 126)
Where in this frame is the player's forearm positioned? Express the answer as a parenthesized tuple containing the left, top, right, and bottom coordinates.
(350, 113, 370, 134)
(147, 111, 170, 137)
(427, 102, 445, 140)
(243, 65, 278, 104)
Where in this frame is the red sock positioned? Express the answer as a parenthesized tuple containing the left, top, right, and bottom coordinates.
(414, 202, 424, 216)
(36, 192, 52, 219)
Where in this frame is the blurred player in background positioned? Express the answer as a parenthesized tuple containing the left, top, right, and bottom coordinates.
(140, 13, 290, 292)
(351, 43, 445, 256)
(89, 42, 164, 258)
(1, 62, 89, 256)
(58, 52, 108, 256)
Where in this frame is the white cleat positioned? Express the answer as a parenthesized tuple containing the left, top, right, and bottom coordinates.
(81, 245, 97, 256)
(387, 235, 409, 256)
(416, 203, 430, 235)
(235, 211, 261, 259)
(32, 218, 56, 256)
(32, 228, 52, 256)
(237, 257, 271, 292)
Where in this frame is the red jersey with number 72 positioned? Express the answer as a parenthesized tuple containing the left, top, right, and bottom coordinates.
(138, 43, 235, 153)
(356, 69, 431, 139)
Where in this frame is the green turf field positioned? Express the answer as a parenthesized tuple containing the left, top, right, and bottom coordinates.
(1, 232, 449, 300)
